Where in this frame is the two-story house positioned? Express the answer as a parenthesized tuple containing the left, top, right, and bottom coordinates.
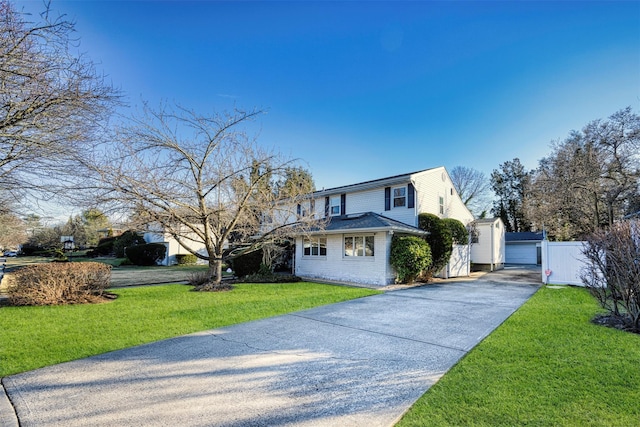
(294, 166, 475, 286)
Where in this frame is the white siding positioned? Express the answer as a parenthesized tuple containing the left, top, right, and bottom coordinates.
(144, 231, 207, 266)
(470, 220, 505, 269)
(447, 244, 471, 278)
(295, 232, 393, 286)
(541, 241, 586, 286)
(411, 167, 474, 225)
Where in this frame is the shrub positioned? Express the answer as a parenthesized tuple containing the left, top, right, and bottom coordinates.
(390, 235, 432, 284)
(113, 230, 146, 258)
(125, 243, 167, 266)
(418, 213, 453, 275)
(230, 249, 263, 278)
(175, 254, 198, 265)
(187, 270, 211, 287)
(7, 262, 112, 306)
(441, 218, 469, 245)
(581, 220, 640, 333)
(90, 236, 117, 256)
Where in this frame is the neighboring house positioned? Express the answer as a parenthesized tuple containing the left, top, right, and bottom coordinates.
(294, 166, 475, 286)
(144, 228, 207, 266)
(505, 231, 544, 265)
(470, 218, 505, 271)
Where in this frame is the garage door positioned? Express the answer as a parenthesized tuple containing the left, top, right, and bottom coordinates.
(506, 243, 537, 264)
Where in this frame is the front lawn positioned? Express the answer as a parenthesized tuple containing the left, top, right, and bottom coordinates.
(397, 286, 640, 426)
(0, 283, 379, 377)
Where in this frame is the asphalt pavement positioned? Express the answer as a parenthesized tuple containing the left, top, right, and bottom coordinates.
(2, 267, 540, 427)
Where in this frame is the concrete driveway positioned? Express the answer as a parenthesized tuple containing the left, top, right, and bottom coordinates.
(2, 268, 540, 427)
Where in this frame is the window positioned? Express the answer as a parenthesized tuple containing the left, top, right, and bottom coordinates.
(393, 187, 406, 208)
(330, 196, 341, 216)
(303, 237, 327, 256)
(344, 235, 375, 257)
(439, 196, 444, 215)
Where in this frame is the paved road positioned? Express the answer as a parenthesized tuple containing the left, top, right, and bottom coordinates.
(2, 268, 540, 427)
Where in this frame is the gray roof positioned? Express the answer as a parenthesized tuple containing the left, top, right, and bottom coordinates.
(472, 217, 501, 224)
(505, 232, 544, 242)
(311, 212, 428, 235)
(314, 167, 438, 197)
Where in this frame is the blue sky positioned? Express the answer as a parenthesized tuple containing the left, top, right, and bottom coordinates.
(18, 1, 640, 191)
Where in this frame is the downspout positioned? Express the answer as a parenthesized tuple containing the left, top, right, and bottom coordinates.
(491, 222, 495, 271)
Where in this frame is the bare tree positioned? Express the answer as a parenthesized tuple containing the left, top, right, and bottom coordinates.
(0, 1, 119, 208)
(581, 220, 640, 333)
(0, 211, 25, 249)
(88, 104, 320, 290)
(527, 108, 640, 240)
(450, 165, 491, 217)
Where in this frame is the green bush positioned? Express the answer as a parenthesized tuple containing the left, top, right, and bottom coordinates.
(90, 236, 117, 256)
(125, 243, 167, 266)
(441, 218, 469, 245)
(113, 230, 146, 258)
(390, 235, 432, 284)
(7, 262, 112, 306)
(418, 213, 453, 275)
(175, 254, 198, 265)
(230, 249, 263, 278)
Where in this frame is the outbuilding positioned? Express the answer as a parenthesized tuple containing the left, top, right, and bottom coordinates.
(505, 231, 544, 265)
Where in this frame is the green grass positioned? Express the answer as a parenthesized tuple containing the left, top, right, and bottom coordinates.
(397, 286, 640, 426)
(0, 282, 379, 377)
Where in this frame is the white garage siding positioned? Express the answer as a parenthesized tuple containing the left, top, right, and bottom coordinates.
(505, 242, 537, 264)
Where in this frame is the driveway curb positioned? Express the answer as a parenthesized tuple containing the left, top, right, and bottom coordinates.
(0, 381, 19, 427)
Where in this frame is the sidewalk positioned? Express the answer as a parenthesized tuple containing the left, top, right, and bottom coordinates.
(3, 272, 539, 426)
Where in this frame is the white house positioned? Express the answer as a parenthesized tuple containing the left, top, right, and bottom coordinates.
(143, 228, 207, 266)
(469, 217, 505, 271)
(293, 166, 475, 286)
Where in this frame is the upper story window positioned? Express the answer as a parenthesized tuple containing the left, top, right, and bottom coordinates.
(393, 187, 406, 208)
(303, 236, 327, 256)
(330, 196, 341, 216)
(439, 196, 444, 215)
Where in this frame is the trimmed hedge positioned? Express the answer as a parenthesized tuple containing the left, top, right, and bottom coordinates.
(113, 230, 146, 258)
(175, 254, 198, 265)
(7, 262, 112, 306)
(230, 249, 263, 278)
(125, 243, 167, 266)
(441, 218, 469, 245)
(390, 235, 432, 284)
(418, 213, 453, 275)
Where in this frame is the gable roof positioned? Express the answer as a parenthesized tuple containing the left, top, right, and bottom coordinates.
(309, 212, 428, 236)
(505, 231, 544, 242)
(314, 167, 438, 197)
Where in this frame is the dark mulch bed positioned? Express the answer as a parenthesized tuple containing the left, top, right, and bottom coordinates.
(592, 314, 639, 335)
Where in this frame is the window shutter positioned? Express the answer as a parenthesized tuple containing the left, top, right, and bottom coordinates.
(325, 196, 329, 217)
(384, 187, 391, 211)
(340, 194, 346, 215)
(407, 183, 415, 209)
(310, 199, 315, 214)
(296, 204, 301, 216)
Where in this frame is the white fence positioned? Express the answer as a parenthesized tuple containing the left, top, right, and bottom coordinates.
(541, 241, 587, 286)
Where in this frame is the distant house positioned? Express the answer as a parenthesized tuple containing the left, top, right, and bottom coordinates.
(293, 166, 475, 286)
(470, 218, 505, 271)
(143, 227, 207, 266)
(505, 231, 544, 265)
